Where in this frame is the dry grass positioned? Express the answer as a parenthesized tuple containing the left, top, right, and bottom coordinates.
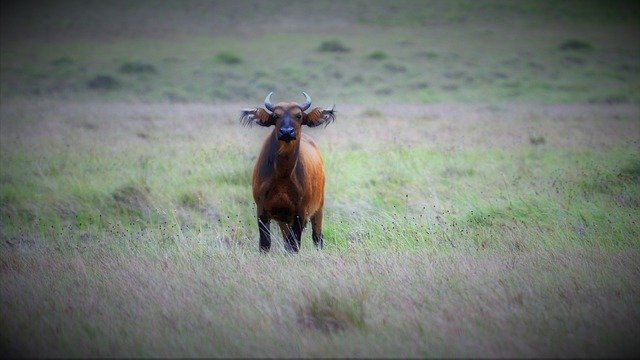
(1, 100, 639, 357)
(1, 247, 638, 357)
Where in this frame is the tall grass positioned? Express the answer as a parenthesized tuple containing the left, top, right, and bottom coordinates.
(1, 101, 639, 356)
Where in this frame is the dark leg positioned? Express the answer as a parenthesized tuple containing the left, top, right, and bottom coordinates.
(311, 209, 324, 250)
(283, 216, 306, 253)
(258, 214, 271, 253)
(312, 232, 324, 250)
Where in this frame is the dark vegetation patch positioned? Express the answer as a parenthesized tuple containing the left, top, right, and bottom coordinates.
(575, 160, 639, 197)
(163, 91, 188, 103)
(214, 51, 243, 65)
(50, 57, 74, 66)
(466, 199, 548, 227)
(529, 135, 546, 145)
(441, 84, 459, 92)
(317, 40, 350, 53)
(87, 75, 120, 90)
(179, 190, 206, 209)
(361, 108, 383, 118)
(367, 50, 388, 60)
(411, 81, 430, 89)
(618, 160, 640, 183)
(118, 61, 157, 74)
(81, 122, 98, 131)
(559, 40, 593, 51)
(299, 290, 366, 333)
(414, 51, 439, 59)
(563, 56, 586, 66)
(374, 87, 393, 95)
(112, 184, 151, 217)
(594, 95, 630, 104)
(384, 63, 407, 73)
(442, 166, 475, 178)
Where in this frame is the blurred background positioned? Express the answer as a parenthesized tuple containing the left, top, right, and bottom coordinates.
(2, 0, 639, 105)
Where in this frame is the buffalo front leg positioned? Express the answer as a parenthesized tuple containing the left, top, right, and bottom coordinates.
(281, 216, 306, 253)
(258, 214, 271, 253)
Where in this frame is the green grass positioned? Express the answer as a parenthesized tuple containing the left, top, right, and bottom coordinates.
(1, 0, 640, 357)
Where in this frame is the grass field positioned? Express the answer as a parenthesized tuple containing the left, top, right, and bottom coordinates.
(1, 0, 640, 357)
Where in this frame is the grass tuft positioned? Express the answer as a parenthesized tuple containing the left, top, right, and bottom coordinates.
(112, 184, 152, 217)
(317, 40, 351, 53)
(529, 135, 546, 145)
(361, 108, 384, 118)
(118, 61, 157, 74)
(559, 39, 593, 51)
(87, 75, 120, 90)
(214, 51, 243, 65)
(618, 160, 640, 182)
(51, 57, 74, 66)
(300, 290, 366, 333)
(367, 50, 388, 60)
(179, 190, 206, 209)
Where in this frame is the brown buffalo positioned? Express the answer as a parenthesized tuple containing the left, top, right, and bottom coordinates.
(240, 92, 335, 252)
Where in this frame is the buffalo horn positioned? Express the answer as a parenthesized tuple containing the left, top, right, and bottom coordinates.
(299, 92, 312, 111)
(264, 92, 275, 111)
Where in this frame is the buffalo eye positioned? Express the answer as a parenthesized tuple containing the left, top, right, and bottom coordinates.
(296, 114, 302, 119)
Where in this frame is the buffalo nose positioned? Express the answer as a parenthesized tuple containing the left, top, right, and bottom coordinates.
(278, 127, 296, 139)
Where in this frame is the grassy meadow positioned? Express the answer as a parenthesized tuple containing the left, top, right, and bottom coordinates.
(1, 1, 640, 357)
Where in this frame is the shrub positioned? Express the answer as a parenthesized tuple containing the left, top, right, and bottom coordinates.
(529, 135, 546, 145)
(317, 40, 350, 53)
(87, 75, 120, 90)
(559, 40, 593, 51)
(51, 57, 74, 66)
(384, 63, 406, 73)
(367, 50, 388, 60)
(118, 61, 157, 74)
(214, 51, 243, 65)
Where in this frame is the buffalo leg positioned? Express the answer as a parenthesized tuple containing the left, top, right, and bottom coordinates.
(283, 217, 305, 253)
(311, 209, 324, 249)
(277, 222, 292, 251)
(258, 214, 271, 252)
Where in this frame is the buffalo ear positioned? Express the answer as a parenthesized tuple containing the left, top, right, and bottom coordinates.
(240, 107, 275, 127)
(303, 106, 335, 127)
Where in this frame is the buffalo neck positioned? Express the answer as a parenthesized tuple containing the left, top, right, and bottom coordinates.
(270, 130, 300, 178)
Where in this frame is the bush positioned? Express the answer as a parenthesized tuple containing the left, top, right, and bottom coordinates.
(214, 51, 243, 65)
(559, 40, 593, 51)
(87, 75, 120, 90)
(317, 40, 350, 53)
(51, 57, 74, 66)
(367, 50, 388, 60)
(118, 61, 157, 74)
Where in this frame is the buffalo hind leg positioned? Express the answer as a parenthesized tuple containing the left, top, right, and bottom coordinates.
(311, 209, 324, 249)
(258, 214, 271, 253)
